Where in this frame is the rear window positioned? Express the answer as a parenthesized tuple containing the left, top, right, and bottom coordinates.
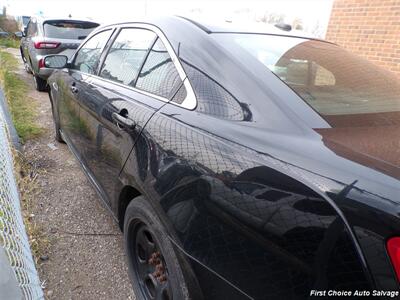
(213, 34, 400, 127)
(43, 20, 99, 40)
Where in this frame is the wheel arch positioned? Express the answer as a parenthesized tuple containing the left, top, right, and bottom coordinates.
(117, 185, 142, 231)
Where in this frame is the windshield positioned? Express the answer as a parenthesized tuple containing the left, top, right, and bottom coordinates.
(213, 34, 400, 127)
(43, 20, 99, 40)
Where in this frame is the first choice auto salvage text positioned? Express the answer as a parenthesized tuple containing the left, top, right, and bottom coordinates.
(310, 290, 399, 298)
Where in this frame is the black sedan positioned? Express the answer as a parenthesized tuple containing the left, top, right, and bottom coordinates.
(44, 16, 400, 300)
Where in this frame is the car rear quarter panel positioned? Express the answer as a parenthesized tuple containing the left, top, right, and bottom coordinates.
(119, 104, 377, 299)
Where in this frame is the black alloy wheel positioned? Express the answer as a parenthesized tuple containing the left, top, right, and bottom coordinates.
(124, 196, 202, 300)
(129, 222, 172, 300)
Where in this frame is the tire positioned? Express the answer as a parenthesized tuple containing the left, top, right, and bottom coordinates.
(53, 115, 64, 143)
(19, 48, 31, 74)
(33, 74, 47, 92)
(21, 57, 32, 74)
(124, 196, 202, 300)
(49, 92, 64, 143)
(24, 63, 32, 74)
(20, 48, 25, 62)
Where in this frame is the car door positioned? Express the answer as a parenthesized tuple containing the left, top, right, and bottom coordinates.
(57, 29, 113, 154)
(78, 27, 177, 204)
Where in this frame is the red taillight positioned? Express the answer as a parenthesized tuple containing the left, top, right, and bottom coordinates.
(34, 41, 60, 49)
(38, 58, 45, 69)
(387, 237, 400, 281)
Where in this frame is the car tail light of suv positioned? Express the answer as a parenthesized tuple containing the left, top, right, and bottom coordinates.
(387, 237, 400, 281)
(34, 41, 60, 49)
(38, 58, 45, 69)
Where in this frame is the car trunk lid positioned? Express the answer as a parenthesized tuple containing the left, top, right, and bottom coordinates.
(315, 120, 400, 180)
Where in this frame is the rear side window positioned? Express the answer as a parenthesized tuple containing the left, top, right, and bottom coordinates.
(136, 38, 184, 99)
(72, 30, 112, 74)
(100, 28, 156, 86)
(43, 20, 99, 40)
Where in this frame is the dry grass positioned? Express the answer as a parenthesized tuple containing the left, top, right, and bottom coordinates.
(13, 149, 50, 264)
(0, 49, 48, 265)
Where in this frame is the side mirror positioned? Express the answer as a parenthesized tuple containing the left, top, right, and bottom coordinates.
(44, 55, 68, 69)
(14, 31, 23, 39)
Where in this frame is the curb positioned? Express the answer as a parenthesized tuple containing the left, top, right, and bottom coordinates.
(0, 88, 21, 150)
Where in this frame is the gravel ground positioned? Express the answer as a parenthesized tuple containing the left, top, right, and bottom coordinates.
(5, 48, 135, 300)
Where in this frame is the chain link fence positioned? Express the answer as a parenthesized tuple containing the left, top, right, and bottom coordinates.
(0, 99, 44, 299)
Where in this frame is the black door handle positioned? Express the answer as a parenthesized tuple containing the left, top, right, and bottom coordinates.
(112, 112, 136, 130)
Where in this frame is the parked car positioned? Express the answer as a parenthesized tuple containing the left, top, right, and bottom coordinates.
(45, 16, 400, 299)
(0, 27, 10, 38)
(20, 16, 99, 91)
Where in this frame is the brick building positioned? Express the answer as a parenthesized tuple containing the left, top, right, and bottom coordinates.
(326, 0, 400, 76)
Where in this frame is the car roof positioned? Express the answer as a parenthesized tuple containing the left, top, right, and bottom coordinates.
(99, 15, 327, 43)
(180, 17, 315, 38)
(33, 15, 99, 24)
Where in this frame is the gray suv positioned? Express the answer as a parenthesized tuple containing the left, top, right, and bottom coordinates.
(20, 16, 99, 91)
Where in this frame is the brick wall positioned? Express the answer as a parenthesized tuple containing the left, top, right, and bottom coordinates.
(326, 0, 400, 76)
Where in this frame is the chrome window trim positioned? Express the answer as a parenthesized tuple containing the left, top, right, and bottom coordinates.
(87, 73, 193, 111)
(102, 23, 197, 110)
(88, 73, 176, 104)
